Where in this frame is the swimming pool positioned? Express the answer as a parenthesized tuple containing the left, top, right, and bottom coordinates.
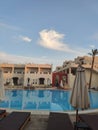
(0, 89, 98, 111)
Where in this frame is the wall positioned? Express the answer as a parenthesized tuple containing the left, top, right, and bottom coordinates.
(52, 72, 67, 87)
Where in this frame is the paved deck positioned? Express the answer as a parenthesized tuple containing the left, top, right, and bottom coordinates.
(24, 114, 76, 130)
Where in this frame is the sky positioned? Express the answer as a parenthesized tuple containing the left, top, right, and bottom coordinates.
(0, 0, 98, 70)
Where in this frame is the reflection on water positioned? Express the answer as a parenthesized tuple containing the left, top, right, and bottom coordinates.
(0, 90, 97, 111)
(89, 91, 98, 109)
(0, 89, 73, 111)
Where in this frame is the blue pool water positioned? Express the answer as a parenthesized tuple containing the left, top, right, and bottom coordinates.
(0, 89, 98, 111)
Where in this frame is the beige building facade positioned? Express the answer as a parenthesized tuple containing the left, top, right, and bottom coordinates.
(0, 63, 52, 87)
(54, 56, 98, 88)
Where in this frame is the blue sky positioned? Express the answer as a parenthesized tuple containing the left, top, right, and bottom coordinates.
(0, 0, 98, 70)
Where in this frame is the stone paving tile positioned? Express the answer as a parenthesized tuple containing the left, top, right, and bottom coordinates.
(24, 114, 76, 130)
(24, 115, 49, 130)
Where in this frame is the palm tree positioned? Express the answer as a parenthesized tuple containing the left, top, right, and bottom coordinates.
(88, 49, 98, 89)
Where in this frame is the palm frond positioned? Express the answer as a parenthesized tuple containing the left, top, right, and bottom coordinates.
(88, 53, 92, 55)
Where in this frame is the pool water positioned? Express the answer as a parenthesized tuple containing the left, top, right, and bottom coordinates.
(0, 89, 98, 111)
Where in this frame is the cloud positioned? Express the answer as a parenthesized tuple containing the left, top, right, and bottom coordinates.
(0, 52, 49, 64)
(19, 35, 32, 42)
(0, 52, 62, 70)
(0, 52, 7, 57)
(0, 22, 20, 30)
(0, 50, 90, 71)
(89, 44, 95, 49)
(38, 29, 91, 58)
(38, 29, 76, 53)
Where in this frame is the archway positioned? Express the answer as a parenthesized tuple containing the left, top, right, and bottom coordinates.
(13, 77, 18, 85)
(39, 78, 45, 85)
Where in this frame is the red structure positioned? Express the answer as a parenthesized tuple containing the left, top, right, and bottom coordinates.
(52, 72, 67, 88)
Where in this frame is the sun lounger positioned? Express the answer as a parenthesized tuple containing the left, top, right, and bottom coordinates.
(0, 109, 6, 118)
(79, 114, 98, 130)
(0, 111, 31, 130)
(47, 112, 74, 130)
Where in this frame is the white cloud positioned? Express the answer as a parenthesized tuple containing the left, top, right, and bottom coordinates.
(0, 50, 90, 71)
(38, 29, 76, 53)
(0, 52, 7, 57)
(19, 35, 32, 42)
(0, 22, 20, 30)
(0, 52, 62, 70)
(89, 44, 95, 49)
(0, 52, 50, 64)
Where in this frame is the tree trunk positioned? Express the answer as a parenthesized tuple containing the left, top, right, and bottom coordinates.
(89, 55, 95, 89)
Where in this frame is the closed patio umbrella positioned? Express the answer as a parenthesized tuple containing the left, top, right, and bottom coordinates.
(70, 64, 90, 123)
(0, 69, 5, 100)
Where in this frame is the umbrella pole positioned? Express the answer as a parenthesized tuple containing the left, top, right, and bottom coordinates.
(74, 109, 78, 130)
(76, 109, 78, 123)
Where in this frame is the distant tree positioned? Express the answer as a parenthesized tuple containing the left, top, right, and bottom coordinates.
(88, 49, 98, 89)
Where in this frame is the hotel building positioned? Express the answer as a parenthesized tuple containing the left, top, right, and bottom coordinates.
(53, 56, 98, 88)
(0, 63, 52, 88)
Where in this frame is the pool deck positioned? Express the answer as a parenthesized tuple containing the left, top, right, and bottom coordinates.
(23, 110, 98, 130)
(23, 113, 76, 130)
(4, 109, 98, 130)
(24, 109, 98, 130)
(24, 114, 49, 130)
